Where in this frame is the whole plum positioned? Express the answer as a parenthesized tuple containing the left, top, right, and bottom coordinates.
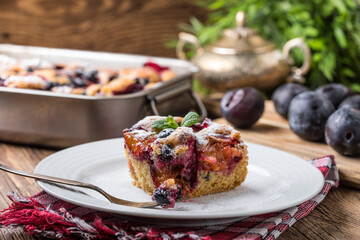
(316, 83, 353, 108)
(272, 83, 308, 119)
(288, 91, 335, 141)
(338, 95, 360, 110)
(325, 108, 360, 156)
(221, 87, 264, 128)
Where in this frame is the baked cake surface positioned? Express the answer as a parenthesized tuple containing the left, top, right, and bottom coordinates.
(123, 115, 248, 205)
(0, 55, 176, 97)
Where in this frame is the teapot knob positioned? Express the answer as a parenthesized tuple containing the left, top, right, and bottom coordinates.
(236, 11, 246, 28)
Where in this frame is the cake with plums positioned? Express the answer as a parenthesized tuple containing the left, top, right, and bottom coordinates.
(123, 112, 248, 207)
(0, 55, 176, 97)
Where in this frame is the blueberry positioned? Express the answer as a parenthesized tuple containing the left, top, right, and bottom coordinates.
(44, 81, 60, 90)
(272, 83, 308, 119)
(142, 78, 150, 85)
(338, 95, 360, 110)
(75, 68, 84, 77)
(325, 108, 360, 156)
(70, 77, 86, 87)
(158, 129, 174, 138)
(176, 186, 182, 199)
(27, 66, 35, 72)
(316, 83, 353, 108)
(160, 144, 174, 163)
(85, 70, 98, 83)
(135, 78, 150, 86)
(109, 75, 117, 81)
(220, 87, 265, 128)
(152, 188, 170, 206)
(288, 91, 335, 141)
(54, 64, 65, 70)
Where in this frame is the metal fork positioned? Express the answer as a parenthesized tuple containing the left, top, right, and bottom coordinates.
(0, 163, 159, 208)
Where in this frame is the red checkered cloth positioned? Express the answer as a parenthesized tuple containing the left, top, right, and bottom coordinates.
(0, 155, 339, 240)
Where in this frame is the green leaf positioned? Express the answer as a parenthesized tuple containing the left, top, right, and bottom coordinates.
(341, 68, 356, 78)
(350, 83, 360, 93)
(319, 51, 336, 80)
(189, 17, 204, 32)
(331, 0, 347, 14)
(181, 112, 200, 127)
(209, 0, 225, 10)
(151, 116, 179, 131)
(334, 27, 347, 48)
(322, 3, 335, 17)
(304, 27, 319, 37)
(308, 39, 325, 51)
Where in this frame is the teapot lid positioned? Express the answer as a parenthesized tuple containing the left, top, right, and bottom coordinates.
(208, 11, 275, 55)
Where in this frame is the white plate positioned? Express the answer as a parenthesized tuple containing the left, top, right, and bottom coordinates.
(34, 138, 324, 226)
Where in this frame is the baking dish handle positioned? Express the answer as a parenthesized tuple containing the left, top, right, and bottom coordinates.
(149, 84, 207, 121)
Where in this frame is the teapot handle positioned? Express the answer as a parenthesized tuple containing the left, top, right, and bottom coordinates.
(176, 32, 201, 60)
(282, 38, 311, 82)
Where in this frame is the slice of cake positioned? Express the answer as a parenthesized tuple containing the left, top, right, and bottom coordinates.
(123, 113, 248, 207)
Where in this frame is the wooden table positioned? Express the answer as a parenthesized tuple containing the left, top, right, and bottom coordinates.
(1, 101, 360, 239)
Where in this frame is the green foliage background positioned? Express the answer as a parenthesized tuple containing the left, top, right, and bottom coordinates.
(178, 0, 360, 90)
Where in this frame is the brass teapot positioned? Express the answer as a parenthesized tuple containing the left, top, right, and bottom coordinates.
(177, 11, 311, 91)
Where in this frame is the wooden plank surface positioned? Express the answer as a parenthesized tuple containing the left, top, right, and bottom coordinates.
(0, 0, 206, 58)
(0, 101, 359, 239)
(216, 101, 360, 189)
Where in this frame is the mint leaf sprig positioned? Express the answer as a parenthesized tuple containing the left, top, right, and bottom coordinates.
(151, 115, 179, 131)
(151, 112, 200, 131)
(181, 112, 199, 127)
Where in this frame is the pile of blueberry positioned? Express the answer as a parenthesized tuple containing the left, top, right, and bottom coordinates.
(272, 83, 360, 157)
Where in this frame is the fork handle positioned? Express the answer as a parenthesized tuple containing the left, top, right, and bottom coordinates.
(0, 163, 98, 191)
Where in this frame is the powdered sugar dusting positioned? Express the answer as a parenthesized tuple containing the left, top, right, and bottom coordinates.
(196, 122, 240, 147)
(130, 129, 155, 139)
(4, 75, 47, 87)
(132, 116, 165, 132)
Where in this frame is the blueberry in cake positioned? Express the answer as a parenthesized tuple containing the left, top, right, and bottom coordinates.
(152, 179, 182, 208)
(123, 112, 248, 207)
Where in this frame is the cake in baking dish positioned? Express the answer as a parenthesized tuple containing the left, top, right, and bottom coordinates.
(123, 113, 248, 206)
(0, 55, 176, 97)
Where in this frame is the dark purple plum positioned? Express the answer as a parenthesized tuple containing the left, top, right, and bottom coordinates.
(271, 83, 308, 119)
(288, 91, 335, 141)
(315, 83, 353, 108)
(325, 108, 360, 156)
(338, 95, 360, 110)
(221, 87, 264, 128)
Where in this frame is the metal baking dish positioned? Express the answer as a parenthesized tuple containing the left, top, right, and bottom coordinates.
(0, 44, 207, 148)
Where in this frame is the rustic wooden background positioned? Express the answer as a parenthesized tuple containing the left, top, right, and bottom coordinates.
(0, 0, 206, 57)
